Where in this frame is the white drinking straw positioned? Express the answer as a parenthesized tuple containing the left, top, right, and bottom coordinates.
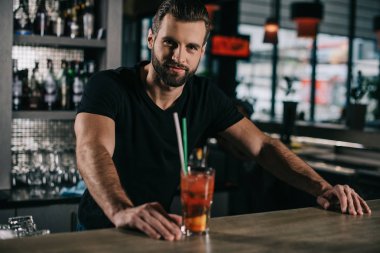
(173, 112, 186, 174)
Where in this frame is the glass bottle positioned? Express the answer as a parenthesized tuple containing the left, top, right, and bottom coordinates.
(62, 1, 72, 37)
(69, 4, 79, 38)
(50, 0, 65, 37)
(20, 68, 30, 110)
(82, 0, 94, 39)
(87, 59, 95, 76)
(72, 61, 84, 109)
(13, 0, 20, 12)
(14, 0, 32, 35)
(12, 60, 23, 111)
(83, 59, 95, 85)
(44, 59, 58, 110)
(28, 0, 38, 31)
(75, 0, 85, 36)
(34, 0, 49, 36)
(28, 62, 43, 110)
(67, 61, 76, 109)
(58, 60, 73, 110)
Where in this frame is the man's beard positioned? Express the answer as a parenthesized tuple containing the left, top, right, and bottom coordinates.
(151, 49, 197, 88)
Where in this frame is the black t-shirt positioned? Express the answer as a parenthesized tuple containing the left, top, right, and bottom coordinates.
(77, 62, 243, 229)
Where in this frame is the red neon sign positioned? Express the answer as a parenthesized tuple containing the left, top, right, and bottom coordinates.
(211, 35, 250, 58)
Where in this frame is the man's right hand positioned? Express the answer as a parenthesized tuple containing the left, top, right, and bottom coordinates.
(111, 202, 183, 241)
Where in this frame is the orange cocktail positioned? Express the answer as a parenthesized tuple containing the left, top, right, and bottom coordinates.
(181, 167, 215, 236)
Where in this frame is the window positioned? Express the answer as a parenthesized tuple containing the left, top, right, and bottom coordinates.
(236, 24, 350, 123)
(236, 25, 273, 120)
(352, 38, 379, 121)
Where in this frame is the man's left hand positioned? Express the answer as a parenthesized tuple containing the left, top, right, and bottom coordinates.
(317, 184, 371, 215)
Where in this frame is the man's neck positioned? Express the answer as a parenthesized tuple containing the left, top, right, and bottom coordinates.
(141, 63, 185, 110)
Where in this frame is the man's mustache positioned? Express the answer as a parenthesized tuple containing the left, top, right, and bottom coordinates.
(164, 61, 189, 71)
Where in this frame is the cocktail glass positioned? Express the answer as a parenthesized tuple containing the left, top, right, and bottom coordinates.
(181, 166, 215, 236)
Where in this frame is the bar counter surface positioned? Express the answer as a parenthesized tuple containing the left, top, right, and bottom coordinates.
(1, 199, 379, 253)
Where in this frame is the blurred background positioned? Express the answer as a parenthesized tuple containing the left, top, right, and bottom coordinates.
(0, 0, 379, 234)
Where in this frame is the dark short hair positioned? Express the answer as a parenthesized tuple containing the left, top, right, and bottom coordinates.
(152, 0, 211, 44)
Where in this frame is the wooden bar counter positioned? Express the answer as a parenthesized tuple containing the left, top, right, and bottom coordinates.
(1, 199, 379, 253)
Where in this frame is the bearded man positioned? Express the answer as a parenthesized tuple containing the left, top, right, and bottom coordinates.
(74, 0, 371, 241)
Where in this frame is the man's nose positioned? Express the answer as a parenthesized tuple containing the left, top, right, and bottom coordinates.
(172, 46, 186, 64)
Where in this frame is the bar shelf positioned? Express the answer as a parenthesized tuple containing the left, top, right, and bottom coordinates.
(12, 111, 76, 120)
(14, 35, 106, 49)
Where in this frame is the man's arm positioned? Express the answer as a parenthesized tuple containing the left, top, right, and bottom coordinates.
(218, 117, 371, 215)
(75, 113, 182, 240)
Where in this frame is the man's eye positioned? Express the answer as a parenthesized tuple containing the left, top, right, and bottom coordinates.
(187, 45, 199, 53)
(163, 40, 174, 46)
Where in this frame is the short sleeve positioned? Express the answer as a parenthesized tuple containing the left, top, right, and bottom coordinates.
(206, 83, 244, 134)
(77, 70, 122, 121)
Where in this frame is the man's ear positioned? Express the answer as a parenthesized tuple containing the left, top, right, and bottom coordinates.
(147, 28, 154, 49)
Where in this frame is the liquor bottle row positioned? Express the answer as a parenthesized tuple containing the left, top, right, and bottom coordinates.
(14, 0, 97, 39)
(12, 58, 95, 111)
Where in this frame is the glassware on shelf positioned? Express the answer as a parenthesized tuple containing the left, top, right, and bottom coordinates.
(13, 0, 98, 39)
(82, 0, 94, 39)
(11, 165, 29, 188)
(69, 7, 80, 38)
(44, 0, 55, 19)
(11, 140, 79, 192)
(28, 61, 44, 110)
(14, 0, 33, 35)
(61, 145, 80, 186)
(7, 216, 50, 238)
(12, 59, 29, 111)
(72, 61, 84, 109)
(43, 59, 58, 110)
(12, 59, 23, 111)
(50, 0, 65, 37)
(28, 150, 45, 186)
(0, 224, 17, 240)
(58, 60, 73, 110)
(27, 0, 38, 31)
(9, 216, 36, 237)
(34, 0, 49, 36)
(13, 0, 20, 12)
(12, 59, 30, 111)
(86, 59, 95, 78)
(12, 52, 94, 111)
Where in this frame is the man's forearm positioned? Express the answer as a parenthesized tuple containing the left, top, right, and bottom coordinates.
(257, 137, 332, 197)
(76, 144, 134, 220)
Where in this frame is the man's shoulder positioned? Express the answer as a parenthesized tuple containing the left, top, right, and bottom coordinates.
(94, 66, 137, 82)
(87, 66, 140, 93)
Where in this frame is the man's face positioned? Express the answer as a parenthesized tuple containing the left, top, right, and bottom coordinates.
(148, 14, 206, 87)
